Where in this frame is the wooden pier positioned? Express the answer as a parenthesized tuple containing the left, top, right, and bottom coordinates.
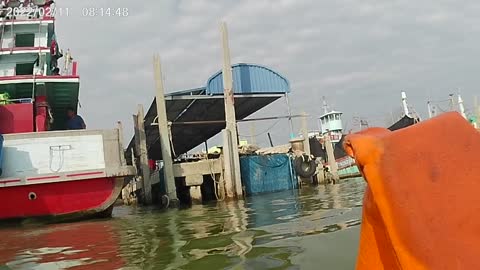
(125, 22, 294, 206)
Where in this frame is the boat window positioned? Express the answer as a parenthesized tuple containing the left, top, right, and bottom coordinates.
(335, 114, 340, 120)
(15, 33, 35, 47)
(16, 63, 34, 75)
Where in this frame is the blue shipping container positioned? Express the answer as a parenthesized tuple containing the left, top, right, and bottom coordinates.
(240, 154, 298, 196)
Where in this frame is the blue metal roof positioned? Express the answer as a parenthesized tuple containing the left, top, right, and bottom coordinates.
(206, 63, 290, 95)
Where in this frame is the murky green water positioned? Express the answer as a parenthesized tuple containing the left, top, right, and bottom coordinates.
(0, 178, 365, 270)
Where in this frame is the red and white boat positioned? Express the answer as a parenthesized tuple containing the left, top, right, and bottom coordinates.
(0, 0, 135, 221)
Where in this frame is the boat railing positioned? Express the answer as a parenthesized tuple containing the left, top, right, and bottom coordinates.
(0, 128, 135, 185)
(0, 97, 33, 105)
(336, 156, 355, 170)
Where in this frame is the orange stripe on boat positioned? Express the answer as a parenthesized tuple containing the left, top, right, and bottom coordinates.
(344, 112, 480, 270)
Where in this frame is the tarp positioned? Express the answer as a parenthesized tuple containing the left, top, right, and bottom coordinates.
(240, 154, 297, 195)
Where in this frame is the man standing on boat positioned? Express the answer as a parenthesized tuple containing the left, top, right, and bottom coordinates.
(66, 107, 86, 130)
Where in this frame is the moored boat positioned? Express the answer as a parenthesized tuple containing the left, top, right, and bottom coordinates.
(0, 0, 135, 221)
(312, 92, 420, 171)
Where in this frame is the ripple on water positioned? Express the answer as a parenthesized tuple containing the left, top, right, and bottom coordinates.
(0, 177, 366, 270)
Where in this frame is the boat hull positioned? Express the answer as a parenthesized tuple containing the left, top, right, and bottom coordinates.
(0, 177, 124, 221)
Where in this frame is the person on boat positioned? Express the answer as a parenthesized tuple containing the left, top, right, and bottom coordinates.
(66, 107, 86, 130)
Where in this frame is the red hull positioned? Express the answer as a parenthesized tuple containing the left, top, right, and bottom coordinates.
(0, 220, 125, 269)
(0, 177, 123, 220)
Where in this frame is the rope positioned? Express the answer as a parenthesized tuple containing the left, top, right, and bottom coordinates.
(49, 146, 65, 173)
(167, 122, 177, 158)
(436, 104, 451, 113)
(162, 194, 170, 208)
(204, 151, 225, 201)
(238, 119, 281, 138)
(428, 99, 450, 103)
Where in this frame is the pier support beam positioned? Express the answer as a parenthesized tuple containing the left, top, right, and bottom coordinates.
(133, 105, 152, 204)
(301, 112, 311, 156)
(324, 133, 339, 181)
(189, 186, 203, 204)
(153, 54, 178, 204)
(220, 22, 242, 199)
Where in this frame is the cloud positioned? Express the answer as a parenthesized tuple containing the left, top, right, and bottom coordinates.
(52, 0, 480, 149)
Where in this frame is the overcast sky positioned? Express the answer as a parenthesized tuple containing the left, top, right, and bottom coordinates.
(55, 0, 480, 148)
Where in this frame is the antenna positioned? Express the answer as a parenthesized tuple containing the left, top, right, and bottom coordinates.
(401, 91, 409, 117)
(322, 96, 328, 114)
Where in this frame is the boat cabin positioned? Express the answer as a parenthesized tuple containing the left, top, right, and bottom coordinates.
(319, 110, 343, 143)
(0, 0, 79, 134)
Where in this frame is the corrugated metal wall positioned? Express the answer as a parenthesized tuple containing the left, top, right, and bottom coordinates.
(206, 63, 290, 95)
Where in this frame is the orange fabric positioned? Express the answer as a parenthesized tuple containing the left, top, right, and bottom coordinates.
(344, 112, 480, 270)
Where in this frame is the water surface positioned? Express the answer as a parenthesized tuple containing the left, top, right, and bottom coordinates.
(0, 178, 365, 270)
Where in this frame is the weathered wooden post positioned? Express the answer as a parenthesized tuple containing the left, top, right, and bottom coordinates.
(220, 22, 242, 199)
(136, 105, 152, 204)
(324, 133, 339, 181)
(132, 113, 143, 202)
(153, 54, 178, 204)
(301, 112, 310, 156)
(117, 121, 126, 165)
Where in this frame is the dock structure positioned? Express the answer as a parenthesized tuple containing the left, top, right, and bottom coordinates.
(132, 104, 152, 204)
(127, 66, 291, 205)
(125, 23, 297, 206)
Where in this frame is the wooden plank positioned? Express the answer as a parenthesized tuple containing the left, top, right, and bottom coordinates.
(136, 104, 152, 204)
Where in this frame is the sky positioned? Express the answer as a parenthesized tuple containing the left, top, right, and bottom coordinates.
(55, 0, 480, 149)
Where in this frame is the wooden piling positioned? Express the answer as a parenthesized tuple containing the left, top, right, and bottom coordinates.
(324, 133, 339, 180)
(222, 129, 234, 198)
(136, 104, 152, 204)
(220, 22, 242, 199)
(132, 113, 144, 202)
(153, 54, 178, 203)
(301, 112, 310, 156)
(117, 121, 126, 166)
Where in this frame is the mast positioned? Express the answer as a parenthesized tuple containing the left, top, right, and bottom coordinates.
(449, 94, 455, 111)
(322, 96, 329, 114)
(458, 94, 467, 119)
(427, 102, 432, 119)
(401, 91, 409, 117)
